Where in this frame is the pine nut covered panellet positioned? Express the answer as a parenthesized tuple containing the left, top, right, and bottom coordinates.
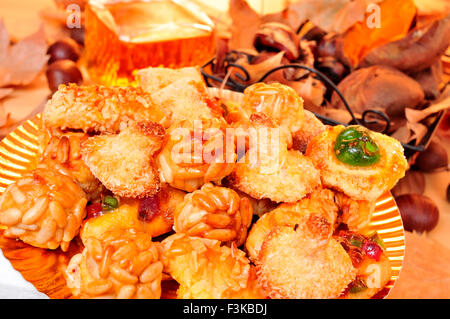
(38, 128, 104, 201)
(66, 228, 163, 299)
(174, 183, 253, 247)
(156, 118, 236, 192)
(0, 167, 87, 251)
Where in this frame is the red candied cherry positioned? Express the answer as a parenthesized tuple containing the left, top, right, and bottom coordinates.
(86, 203, 103, 219)
(362, 240, 382, 261)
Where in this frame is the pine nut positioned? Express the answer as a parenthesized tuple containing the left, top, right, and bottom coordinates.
(9, 185, 26, 205)
(49, 200, 67, 228)
(22, 196, 49, 225)
(0, 208, 22, 226)
(117, 285, 136, 299)
(110, 264, 138, 284)
(139, 261, 163, 283)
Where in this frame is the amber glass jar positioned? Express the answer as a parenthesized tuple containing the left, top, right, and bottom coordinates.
(85, 0, 215, 86)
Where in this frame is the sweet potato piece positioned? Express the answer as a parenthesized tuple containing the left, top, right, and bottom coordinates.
(360, 14, 450, 73)
(331, 65, 424, 117)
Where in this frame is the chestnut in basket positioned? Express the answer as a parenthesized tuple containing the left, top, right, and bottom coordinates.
(47, 38, 81, 64)
(315, 56, 348, 84)
(301, 26, 327, 43)
(46, 59, 83, 93)
(254, 22, 300, 61)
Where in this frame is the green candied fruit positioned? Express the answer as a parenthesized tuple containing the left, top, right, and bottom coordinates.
(101, 195, 119, 211)
(349, 278, 368, 294)
(369, 231, 386, 250)
(334, 126, 381, 167)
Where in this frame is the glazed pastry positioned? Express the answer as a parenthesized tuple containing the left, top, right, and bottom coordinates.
(306, 125, 408, 201)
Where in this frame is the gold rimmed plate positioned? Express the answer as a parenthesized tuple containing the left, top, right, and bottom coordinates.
(0, 90, 405, 299)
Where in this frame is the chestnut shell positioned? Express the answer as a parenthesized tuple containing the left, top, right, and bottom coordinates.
(396, 194, 439, 233)
(47, 38, 81, 64)
(46, 60, 83, 93)
(414, 140, 448, 172)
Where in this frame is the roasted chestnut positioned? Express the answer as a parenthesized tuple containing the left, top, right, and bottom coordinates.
(317, 34, 339, 58)
(391, 170, 426, 197)
(414, 140, 448, 172)
(46, 59, 83, 93)
(315, 56, 348, 84)
(396, 194, 439, 233)
(447, 184, 450, 203)
(254, 22, 299, 61)
(69, 26, 85, 46)
(301, 26, 327, 43)
(47, 38, 81, 64)
(282, 41, 315, 81)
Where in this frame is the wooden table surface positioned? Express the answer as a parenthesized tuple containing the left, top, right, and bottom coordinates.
(1, 0, 449, 299)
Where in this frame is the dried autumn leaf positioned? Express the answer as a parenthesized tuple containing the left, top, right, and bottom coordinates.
(331, 65, 424, 118)
(288, 76, 326, 108)
(0, 88, 13, 100)
(360, 14, 450, 74)
(228, 0, 261, 50)
(392, 119, 428, 145)
(0, 20, 49, 87)
(413, 0, 450, 18)
(341, 0, 416, 67)
(230, 51, 285, 84)
(0, 104, 11, 127)
(287, 0, 382, 34)
(391, 125, 411, 144)
(405, 89, 450, 124)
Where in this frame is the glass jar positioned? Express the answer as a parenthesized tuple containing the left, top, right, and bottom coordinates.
(85, 0, 215, 86)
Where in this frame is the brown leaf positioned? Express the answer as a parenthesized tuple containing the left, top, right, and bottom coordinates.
(360, 14, 450, 74)
(287, 0, 382, 34)
(391, 126, 411, 144)
(0, 88, 13, 100)
(407, 121, 428, 145)
(288, 76, 326, 108)
(0, 20, 49, 87)
(229, 51, 285, 84)
(228, 0, 261, 50)
(405, 87, 450, 123)
(0, 103, 12, 129)
(413, 0, 450, 18)
(390, 115, 429, 145)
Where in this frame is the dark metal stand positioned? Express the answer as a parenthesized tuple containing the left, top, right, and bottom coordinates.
(201, 53, 445, 158)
